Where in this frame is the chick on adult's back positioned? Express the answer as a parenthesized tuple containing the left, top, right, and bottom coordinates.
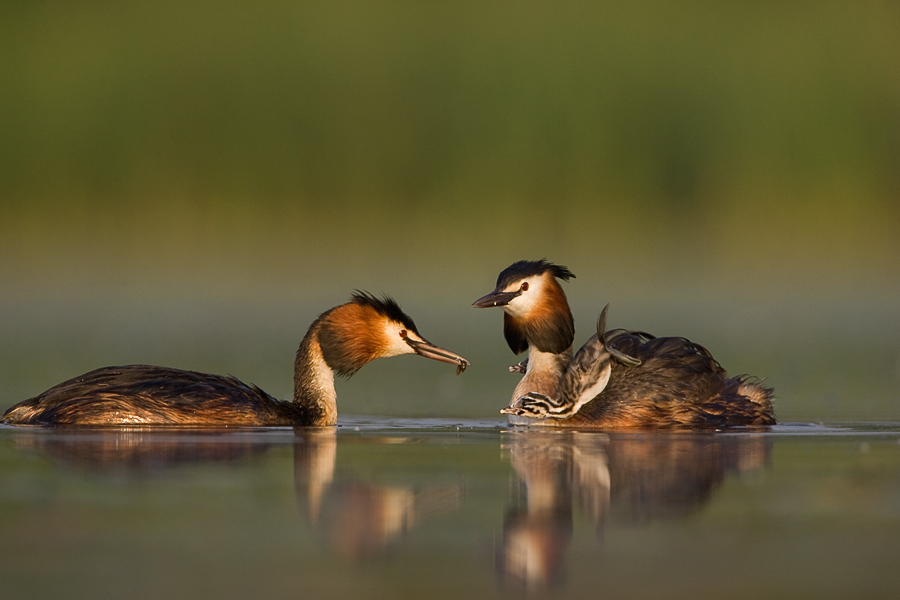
(2, 292, 470, 427)
(473, 260, 774, 428)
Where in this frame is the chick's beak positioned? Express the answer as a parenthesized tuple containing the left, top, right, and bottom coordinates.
(405, 338, 471, 374)
(472, 289, 520, 308)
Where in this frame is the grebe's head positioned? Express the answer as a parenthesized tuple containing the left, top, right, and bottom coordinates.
(317, 292, 470, 377)
(472, 260, 575, 355)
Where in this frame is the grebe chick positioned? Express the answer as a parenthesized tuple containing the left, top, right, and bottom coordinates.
(2, 292, 470, 427)
(473, 260, 774, 428)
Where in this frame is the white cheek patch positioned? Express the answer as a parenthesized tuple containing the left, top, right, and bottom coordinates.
(382, 323, 415, 357)
(571, 363, 611, 415)
(502, 276, 543, 318)
(400, 332, 423, 355)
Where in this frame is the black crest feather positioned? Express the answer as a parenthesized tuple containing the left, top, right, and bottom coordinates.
(495, 259, 575, 289)
(350, 291, 420, 334)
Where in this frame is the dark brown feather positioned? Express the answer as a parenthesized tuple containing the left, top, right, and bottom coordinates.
(503, 313, 529, 355)
(559, 332, 775, 429)
(1, 365, 316, 426)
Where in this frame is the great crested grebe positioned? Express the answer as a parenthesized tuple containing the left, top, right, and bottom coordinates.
(2, 292, 470, 427)
(472, 260, 775, 428)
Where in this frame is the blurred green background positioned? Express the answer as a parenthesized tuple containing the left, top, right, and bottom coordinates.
(1, 1, 898, 421)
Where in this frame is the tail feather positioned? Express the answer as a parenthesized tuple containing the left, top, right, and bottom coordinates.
(736, 378, 774, 406)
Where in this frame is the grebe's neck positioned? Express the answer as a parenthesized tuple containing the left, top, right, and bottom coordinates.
(293, 327, 338, 426)
(511, 346, 572, 405)
(289, 295, 470, 427)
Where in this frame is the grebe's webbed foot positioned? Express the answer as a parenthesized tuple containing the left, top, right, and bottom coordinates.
(508, 359, 528, 374)
(500, 392, 579, 419)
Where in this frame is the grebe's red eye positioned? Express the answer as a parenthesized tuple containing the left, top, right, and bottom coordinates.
(521, 282, 529, 291)
(399, 329, 407, 338)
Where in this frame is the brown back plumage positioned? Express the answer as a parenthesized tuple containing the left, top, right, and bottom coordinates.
(563, 331, 775, 428)
(1, 364, 314, 426)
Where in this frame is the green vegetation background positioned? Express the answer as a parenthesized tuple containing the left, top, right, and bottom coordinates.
(1, 1, 898, 420)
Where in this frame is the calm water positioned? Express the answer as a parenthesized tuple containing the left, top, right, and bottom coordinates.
(2, 418, 899, 599)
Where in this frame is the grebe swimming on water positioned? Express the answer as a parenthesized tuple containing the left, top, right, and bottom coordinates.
(2, 292, 469, 427)
(472, 260, 774, 428)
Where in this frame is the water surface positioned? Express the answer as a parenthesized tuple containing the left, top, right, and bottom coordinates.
(2, 418, 899, 599)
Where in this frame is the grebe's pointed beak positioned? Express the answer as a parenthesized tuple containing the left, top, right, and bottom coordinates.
(472, 289, 521, 308)
(405, 338, 471, 374)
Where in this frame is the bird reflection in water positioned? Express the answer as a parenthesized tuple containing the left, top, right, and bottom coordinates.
(497, 430, 771, 589)
(7, 427, 462, 562)
(6, 427, 274, 471)
(293, 430, 462, 560)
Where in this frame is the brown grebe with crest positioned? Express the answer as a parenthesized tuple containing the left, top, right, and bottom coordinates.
(2, 292, 469, 427)
(472, 260, 774, 428)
